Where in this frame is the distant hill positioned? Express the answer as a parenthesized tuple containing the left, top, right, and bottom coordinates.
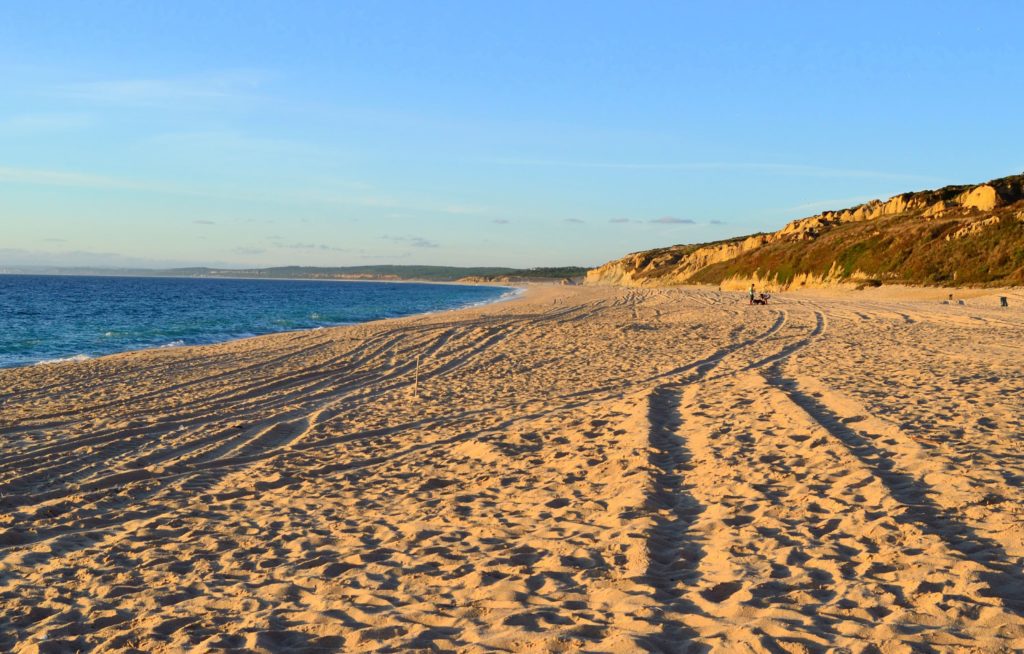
(0, 264, 589, 284)
(587, 173, 1024, 289)
(184, 265, 589, 283)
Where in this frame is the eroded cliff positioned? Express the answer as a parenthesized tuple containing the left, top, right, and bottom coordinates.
(587, 173, 1024, 289)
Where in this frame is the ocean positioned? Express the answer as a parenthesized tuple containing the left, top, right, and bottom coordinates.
(0, 274, 515, 368)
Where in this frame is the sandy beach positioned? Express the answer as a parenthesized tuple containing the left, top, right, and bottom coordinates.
(1, 284, 1023, 653)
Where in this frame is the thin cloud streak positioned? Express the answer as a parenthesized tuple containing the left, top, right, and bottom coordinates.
(1, 112, 92, 132)
(484, 158, 938, 182)
(0, 164, 257, 201)
(146, 130, 331, 159)
(382, 235, 439, 249)
(650, 216, 694, 224)
(0, 165, 154, 191)
(0, 247, 231, 269)
(57, 70, 270, 106)
(0, 164, 483, 217)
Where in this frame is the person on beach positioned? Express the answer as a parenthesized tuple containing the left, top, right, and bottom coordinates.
(749, 284, 756, 305)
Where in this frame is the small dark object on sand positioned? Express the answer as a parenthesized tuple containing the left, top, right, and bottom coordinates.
(1000, 296, 1009, 308)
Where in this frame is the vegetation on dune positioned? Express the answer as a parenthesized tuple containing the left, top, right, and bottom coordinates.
(690, 207, 1024, 287)
(591, 173, 1024, 289)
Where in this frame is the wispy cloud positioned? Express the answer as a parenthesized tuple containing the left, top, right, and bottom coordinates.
(0, 164, 266, 205)
(194, 219, 215, 225)
(612, 216, 717, 226)
(382, 235, 439, 249)
(0, 247, 226, 269)
(292, 188, 493, 218)
(276, 242, 350, 252)
(146, 130, 328, 160)
(0, 164, 247, 202)
(0, 163, 358, 208)
(1, 113, 92, 132)
(492, 218, 510, 224)
(0, 159, 492, 226)
(485, 158, 937, 182)
(650, 216, 694, 224)
(0, 165, 151, 190)
(58, 70, 269, 107)
(563, 218, 585, 224)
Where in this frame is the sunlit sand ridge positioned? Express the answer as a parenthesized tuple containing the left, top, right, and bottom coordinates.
(1, 285, 1022, 652)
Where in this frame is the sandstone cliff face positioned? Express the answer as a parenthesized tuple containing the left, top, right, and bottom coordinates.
(957, 184, 1002, 211)
(776, 183, 1008, 240)
(586, 235, 770, 287)
(587, 173, 1024, 289)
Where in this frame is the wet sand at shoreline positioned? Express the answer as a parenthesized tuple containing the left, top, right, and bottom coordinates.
(1, 284, 1022, 652)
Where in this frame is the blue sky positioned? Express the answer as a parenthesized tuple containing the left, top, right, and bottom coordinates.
(2, 1, 1022, 268)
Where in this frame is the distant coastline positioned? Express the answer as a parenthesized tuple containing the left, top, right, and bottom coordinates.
(0, 274, 521, 369)
(0, 264, 590, 285)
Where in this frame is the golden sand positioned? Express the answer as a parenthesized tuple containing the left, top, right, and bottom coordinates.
(1, 285, 1022, 652)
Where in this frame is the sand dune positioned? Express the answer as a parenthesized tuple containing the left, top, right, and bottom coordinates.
(1, 285, 1022, 652)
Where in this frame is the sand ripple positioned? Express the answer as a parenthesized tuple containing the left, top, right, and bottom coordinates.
(1, 285, 1022, 652)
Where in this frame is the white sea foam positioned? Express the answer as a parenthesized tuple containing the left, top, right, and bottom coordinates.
(467, 286, 525, 308)
(412, 286, 523, 319)
(159, 340, 186, 348)
(34, 354, 92, 366)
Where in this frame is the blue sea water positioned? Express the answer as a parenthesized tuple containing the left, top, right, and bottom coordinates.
(0, 275, 515, 368)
